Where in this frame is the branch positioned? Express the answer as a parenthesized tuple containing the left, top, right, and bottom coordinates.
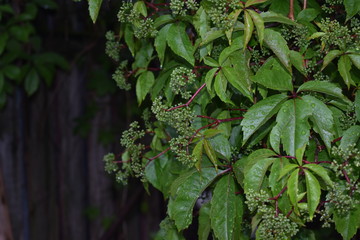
(166, 83, 206, 111)
(288, 0, 295, 20)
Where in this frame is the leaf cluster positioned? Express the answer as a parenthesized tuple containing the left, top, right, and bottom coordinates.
(90, 0, 360, 239)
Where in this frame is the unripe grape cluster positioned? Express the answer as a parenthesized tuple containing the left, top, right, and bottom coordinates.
(170, 0, 198, 16)
(170, 67, 197, 99)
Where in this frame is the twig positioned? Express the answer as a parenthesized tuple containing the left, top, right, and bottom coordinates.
(166, 83, 206, 111)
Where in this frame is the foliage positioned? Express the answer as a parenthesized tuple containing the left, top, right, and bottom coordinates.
(0, 0, 68, 108)
(92, 0, 360, 239)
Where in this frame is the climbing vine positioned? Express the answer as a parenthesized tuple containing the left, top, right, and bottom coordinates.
(92, 0, 360, 239)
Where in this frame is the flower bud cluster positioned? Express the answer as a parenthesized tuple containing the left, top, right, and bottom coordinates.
(117, 2, 157, 39)
(282, 25, 309, 50)
(339, 104, 357, 130)
(151, 97, 196, 165)
(170, 0, 198, 16)
(320, 18, 358, 51)
(105, 31, 120, 61)
(331, 144, 360, 180)
(257, 209, 299, 240)
(170, 67, 197, 99)
(112, 60, 131, 90)
(321, 0, 343, 14)
(250, 48, 271, 72)
(325, 182, 357, 217)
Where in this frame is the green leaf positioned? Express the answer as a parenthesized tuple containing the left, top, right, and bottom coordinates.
(244, 11, 254, 49)
(260, 11, 299, 26)
(322, 50, 343, 71)
(338, 55, 354, 88)
(194, 6, 212, 57)
(155, 24, 172, 66)
(0, 32, 8, 55)
(344, 0, 360, 21)
(303, 164, 333, 187)
(269, 158, 289, 195)
(245, 0, 268, 7)
(248, 10, 264, 47)
(270, 99, 312, 156)
(289, 50, 306, 75)
(24, 69, 40, 96)
(302, 95, 335, 151)
(209, 134, 232, 160)
(309, 31, 326, 39)
(3, 65, 20, 80)
(168, 168, 218, 230)
(133, 1, 147, 17)
(297, 81, 348, 101)
(334, 204, 360, 240)
(154, 15, 175, 28)
(203, 57, 219, 67)
(198, 203, 211, 240)
(250, 57, 293, 91)
(295, 145, 306, 166)
(155, 217, 185, 240)
(339, 125, 360, 150)
(225, 9, 243, 44)
(200, 29, 225, 46)
(222, 66, 252, 99)
(167, 23, 195, 66)
(304, 169, 321, 220)
(214, 71, 234, 105)
(278, 163, 299, 180)
(124, 24, 136, 57)
(244, 149, 277, 173)
(244, 158, 276, 193)
(264, 29, 291, 72)
(211, 174, 237, 240)
(204, 139, 218, 169)
(193, 139, 204, 171)
(241, 93, 288, 144)
(297, 8, 319, 22)
(287, 168, 300, 213)
(205, 68, 218, 95)
(145, 153, 183, 198)
(136, 71, 155, 105)
(355, 90, 360, 122)
(348, 54, 360, 70)
(88, 0, 103, 23)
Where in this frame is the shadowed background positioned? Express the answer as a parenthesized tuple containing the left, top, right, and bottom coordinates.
(0, 0, 165, 239)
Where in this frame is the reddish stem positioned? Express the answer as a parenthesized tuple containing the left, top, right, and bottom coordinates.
(148, 147, 171, 162)
(303, 160, 332, 164)
(269, 186, 288, 201)
(166, 83, 206, 111)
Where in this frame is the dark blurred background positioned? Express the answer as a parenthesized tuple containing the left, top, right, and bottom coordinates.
(0, 0, 165, 239)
